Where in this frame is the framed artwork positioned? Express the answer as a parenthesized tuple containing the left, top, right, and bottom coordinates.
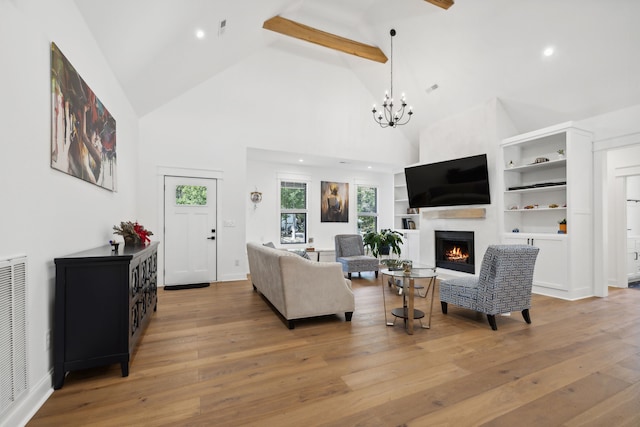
(321, 181, 349, 222)
(51, 42, 117, 191)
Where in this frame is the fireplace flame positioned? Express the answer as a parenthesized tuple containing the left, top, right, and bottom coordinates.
(445, 246, 469, 263)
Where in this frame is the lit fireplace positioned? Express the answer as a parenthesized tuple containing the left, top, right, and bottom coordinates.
(445, 245, 470, 263)
(435, 230, 475, 274)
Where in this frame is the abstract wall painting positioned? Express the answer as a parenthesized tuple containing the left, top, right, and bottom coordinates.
(321, 181, 349, 222)
(51, 42, 117, 191)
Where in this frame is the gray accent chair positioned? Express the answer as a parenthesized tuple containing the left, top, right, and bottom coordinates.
(335, 234, 379, 280)
(440, 244, 539, 330)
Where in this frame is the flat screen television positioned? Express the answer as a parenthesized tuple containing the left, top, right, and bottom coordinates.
(405, 154, 491, 208)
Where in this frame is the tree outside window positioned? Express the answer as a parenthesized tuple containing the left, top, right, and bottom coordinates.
(357, 185, 378, 234)
(280, 181, 307, 244)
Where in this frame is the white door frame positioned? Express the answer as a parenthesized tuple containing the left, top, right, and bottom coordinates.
(157, 166, 223, 287)
(593, 133, 640, 297)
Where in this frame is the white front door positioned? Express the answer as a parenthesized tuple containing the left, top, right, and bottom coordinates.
(164, 176, 217, 285)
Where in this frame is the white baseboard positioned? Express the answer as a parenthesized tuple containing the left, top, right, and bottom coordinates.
(1, 370, 53, 427)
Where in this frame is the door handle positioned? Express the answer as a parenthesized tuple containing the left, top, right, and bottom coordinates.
(207, 236, 215, 240)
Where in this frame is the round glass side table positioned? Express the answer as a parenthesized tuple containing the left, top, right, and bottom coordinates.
(380, 267, 437, 334)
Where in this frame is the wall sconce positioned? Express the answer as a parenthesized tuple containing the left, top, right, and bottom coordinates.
(250, 188, 262, 209)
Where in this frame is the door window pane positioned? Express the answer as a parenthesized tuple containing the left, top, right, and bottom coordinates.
(176, 185, 207, 206)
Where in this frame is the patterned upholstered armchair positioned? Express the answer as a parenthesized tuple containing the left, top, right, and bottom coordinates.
(335, 234, 379, 280)
(439, 244, 539, 330)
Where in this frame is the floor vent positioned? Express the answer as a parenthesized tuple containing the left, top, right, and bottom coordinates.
(0, 256, 28, 418)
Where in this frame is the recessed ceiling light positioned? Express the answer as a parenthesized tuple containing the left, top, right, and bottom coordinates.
(367, 166, 372, 169)
(195, 29, 206, 39)
(543, 46, 555, 57)
(298, 159, 304, 162)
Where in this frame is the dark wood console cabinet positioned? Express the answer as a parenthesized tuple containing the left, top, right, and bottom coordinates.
(54, 241, 159, 389)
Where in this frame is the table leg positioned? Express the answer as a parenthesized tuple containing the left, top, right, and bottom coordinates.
(407, 277, 414, 335)
(422, 276, 436, 329)
(382, 275, 393, 326)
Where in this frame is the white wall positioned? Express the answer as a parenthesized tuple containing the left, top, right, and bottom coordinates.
(246, 159, 393, 251)
(416, 98, 517, 272)
(138, 44, 415, 283)
(0, 1, 139, 425)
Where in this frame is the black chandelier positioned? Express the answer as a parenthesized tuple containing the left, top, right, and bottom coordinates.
(372, 29, 413, 128)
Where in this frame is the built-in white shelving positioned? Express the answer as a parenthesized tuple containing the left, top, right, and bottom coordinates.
(499, 122, 594, 299)
(394, 171, 420, 263)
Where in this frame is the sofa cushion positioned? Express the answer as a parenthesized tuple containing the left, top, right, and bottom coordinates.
(263, 242, 310, 260)
(339, 235, 363, 257)
(290, 249, 311, 260)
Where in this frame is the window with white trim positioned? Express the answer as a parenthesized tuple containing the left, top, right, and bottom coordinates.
(357, 185, 378, 234)
(280, 181, 307, 244)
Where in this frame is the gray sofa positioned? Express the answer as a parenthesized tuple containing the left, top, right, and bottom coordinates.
(246, 242, 355, 329)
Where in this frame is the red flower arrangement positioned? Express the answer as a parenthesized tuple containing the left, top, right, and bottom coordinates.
(113, 221, 153, 246)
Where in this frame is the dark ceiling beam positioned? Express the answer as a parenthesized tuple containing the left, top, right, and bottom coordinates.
(263, 16, 388, 64)
(425, 0, 455, 10)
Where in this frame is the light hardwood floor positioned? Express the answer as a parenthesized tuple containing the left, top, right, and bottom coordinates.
(29, 275, 640, 426)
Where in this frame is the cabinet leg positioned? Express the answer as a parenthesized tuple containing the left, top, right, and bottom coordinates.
(121, 361, 129, 377)
(53, 367, 65, 390)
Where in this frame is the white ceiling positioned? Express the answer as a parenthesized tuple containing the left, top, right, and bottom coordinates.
(74, 0, 640, 148)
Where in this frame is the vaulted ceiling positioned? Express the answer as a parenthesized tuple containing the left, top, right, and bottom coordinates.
(74, 0, 640, 143)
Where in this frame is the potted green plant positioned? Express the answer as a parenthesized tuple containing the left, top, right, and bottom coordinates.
(363, 229, 403, 258)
